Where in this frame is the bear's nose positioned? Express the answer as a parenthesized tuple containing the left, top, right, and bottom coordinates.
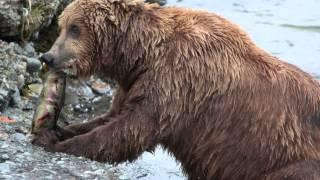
(40, 53, 54, 67)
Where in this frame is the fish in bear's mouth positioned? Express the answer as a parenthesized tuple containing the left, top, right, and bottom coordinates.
(41, 58, 79, 78)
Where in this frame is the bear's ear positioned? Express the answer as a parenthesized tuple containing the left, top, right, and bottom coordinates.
(86, 1, 120, 26)
(115, 0, 144, 11)
(108, 15, 118, 25)
(123, 0, 144, 6)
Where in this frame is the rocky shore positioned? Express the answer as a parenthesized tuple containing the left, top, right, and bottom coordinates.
(0, 0, 186, 180)
(0, 39, 118, 179)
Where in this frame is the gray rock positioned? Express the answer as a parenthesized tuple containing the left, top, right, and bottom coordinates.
(145, 0, 167, 6)
(0, 88, 11, 112)
(23, 43, 36, 57)
(0, 132, 9, 141)
(73, 103, 92, 113)
(0, 0, 23, 37)
(26, 57, 41, 73)
(119, 175, 130, 180)
(13, 43, 24, 55)
(90, 79, 111, 95)
(6, 71, 18, 82)
(0, 0, 73, 40)
(0, 163, 10, 173)
(57, 160, 65, 165)
(1, 154, 10, 160)
(1, 144, 9, 149)
(10, 85, 21, 107)
(65, 79, 95, 105)
(16, 61, 28, 75)
(17, 74, 25, 90)
(0, 40, 40, 112)
(93, 169, 105, 175)
(13, 133, 27, 143)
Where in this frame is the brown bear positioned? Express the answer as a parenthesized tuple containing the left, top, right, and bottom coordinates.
(33, 0, 320, 179)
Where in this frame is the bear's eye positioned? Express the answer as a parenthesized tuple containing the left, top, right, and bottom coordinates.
(69, 24, 80, 38)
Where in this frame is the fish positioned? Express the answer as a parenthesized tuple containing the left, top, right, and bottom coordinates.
(31, 69, 66, 134)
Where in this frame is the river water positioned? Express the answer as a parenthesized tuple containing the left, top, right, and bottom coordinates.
(168, 0, 320, 75)
(118, 0, 320, 179)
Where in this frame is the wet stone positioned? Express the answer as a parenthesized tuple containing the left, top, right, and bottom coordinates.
(65, 80, 95, 105)
(10, 85, 21, 107)
(1, 154, 9, 160)
(73, 103, 93, 113)
(0, 132, 9, 140)
(0, 163, 10, 173)
(13, 44, 24, 55)
(16, 61, 28, 75)
(26, 58, 41, 73)
(1, 144, 9, 149)
(57, 160, 65, 165)
(6, 71, 17, 81)
(90, 79, 111, 95)
(23, 43, 36, 57)
(17, 74, 25, 90)
(0, 88, 11, 112)
(119, 175, 130, 180)
(145, 0, 167, 6)
(13, 133, 27, 143)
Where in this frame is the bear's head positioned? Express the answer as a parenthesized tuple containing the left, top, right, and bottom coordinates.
(40, 0, 145, 79)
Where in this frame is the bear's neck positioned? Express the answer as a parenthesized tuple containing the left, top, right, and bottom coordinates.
(109, 5, 171, 90)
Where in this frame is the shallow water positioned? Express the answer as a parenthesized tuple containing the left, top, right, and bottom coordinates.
(168, 0, 320, 75)
(127, 1, 320, 180)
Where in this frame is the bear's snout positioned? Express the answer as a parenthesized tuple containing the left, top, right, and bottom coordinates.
(40, 53, 55, 67)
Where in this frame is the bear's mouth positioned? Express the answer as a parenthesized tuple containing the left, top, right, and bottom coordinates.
(60, 59, 78, 78)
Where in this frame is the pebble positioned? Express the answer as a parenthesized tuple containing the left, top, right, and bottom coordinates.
(57, 160, 65, 165)
(17, 74, 25, 90)
(90, 79, 111, 95)
(1, 144, 9, 149)
(94, 169, 105, 175)
(77, 83, 95, 99)
(119, 175, 130, 180)
(23, 152, 31, 156)
(73, 103, 92, 113)
(23, 43, 36, 57)
(13, 43, 24, 55)
(10, 85, 21, 107)
(92, 96, 102, 103)
(6, 71, 17, 81)
(26, 57, 41, 73)
(0, 132, 9, 140)
(0, 163, 10, 173)
(16, 61, 27, 74)
(13, 133, 27, 143)
(0, 88, 10, 112)
(65, 79, 95, 105)
(1, 154, 9, 160)
(145, 0, 167, 6)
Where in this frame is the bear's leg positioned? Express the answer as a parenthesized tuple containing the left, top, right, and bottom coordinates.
(33, 105, 159, 163)
(57, 88, 126, 140)
(56, 113, 110, 140)
(264, 160, 320, 180)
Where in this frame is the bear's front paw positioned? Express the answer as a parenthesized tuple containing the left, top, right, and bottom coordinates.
(31, 129, 59, 152)
(55, 126, 78, 141)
